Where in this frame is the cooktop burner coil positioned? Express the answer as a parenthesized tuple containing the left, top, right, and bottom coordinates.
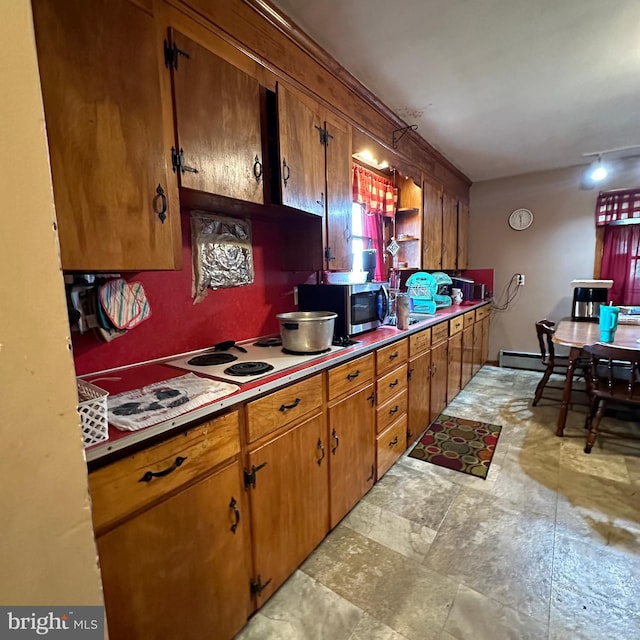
(224, 361, 275, 376)
(254, 337, 283, 347)
(281, 347, 331, 356)
(187, 352, 238, 366)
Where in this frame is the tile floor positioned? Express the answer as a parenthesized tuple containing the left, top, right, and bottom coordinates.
(236, 366, 640, 640)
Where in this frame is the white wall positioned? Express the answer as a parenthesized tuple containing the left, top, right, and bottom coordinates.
(0, 1, 104, 605)
(470, 159, 640, 361)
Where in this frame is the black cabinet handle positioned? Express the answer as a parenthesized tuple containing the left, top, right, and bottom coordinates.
(138, 456, 187, 483)
(331, 428, 340, 454)
(229, 496, 240, 534)
(407, 367, 414, 380)
(389, 379, 399, 388)
(389, 352, 399, 360)
(316, 192, 325, 208)
(282, 159, 290, 187)
(154, 184, 167, 224)
(347, 370, 360, 381)
(253, 155, 263, 183)
(367, 392, 375, 406)
(389, 405, 399, 415)
(389, 436, 398, 447)
(317, 438, 325, 466)
(279, 397, 301, 412)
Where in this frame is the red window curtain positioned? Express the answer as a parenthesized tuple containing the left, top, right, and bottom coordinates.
(352, 165, 397, 281)
(596, 189, 640, 226)
(601, 225, 640, 305)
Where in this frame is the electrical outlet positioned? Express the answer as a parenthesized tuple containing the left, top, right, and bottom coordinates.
(517, 274, 525, 286)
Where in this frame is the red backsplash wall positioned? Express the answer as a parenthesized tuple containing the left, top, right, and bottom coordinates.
(72, 210, 316, 375)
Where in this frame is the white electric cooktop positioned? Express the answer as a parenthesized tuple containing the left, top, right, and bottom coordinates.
(166, 339, 348, 384)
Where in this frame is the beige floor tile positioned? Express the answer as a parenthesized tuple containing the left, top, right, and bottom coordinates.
(552, 533, 640, 616)
(559, 436, 631, 483)
(347, 613, 410, 640)
(235, 571, 363, 640)
(550, 582, 640, 640)
(424, 489, 554, 621)
(302, 525, 458, 640)
(444, 584, 548, 640)
(342, 500, 437, 561)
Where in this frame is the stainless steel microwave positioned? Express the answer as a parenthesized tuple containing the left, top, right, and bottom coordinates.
(296, 282, 390, 338)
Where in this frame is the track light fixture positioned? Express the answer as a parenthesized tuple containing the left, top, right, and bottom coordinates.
(588, 155, 608, 182)
(581, 144, 640, 184)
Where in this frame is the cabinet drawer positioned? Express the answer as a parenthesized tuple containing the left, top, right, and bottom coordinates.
(431, 321, 449, 346)
(376, 338, 408, 375)
(89, 411, 240, 533)
(463, 311, 475, 328)
(475, 305, 491, 321)
(327, 353, 374, 401)
(376, 388, 408, 433)
(449, 316, 464, 336)
(246, 374, 322, 443)
(376, 415, 407, 480)
(376, 364, 408, 406)
(409, 328, 431, 356)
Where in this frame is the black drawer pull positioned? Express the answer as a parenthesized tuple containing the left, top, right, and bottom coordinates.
(139, 456, 187, 483)
(279, 397, 301, 412)
(389, 352, 399, 360)
(389, 405, 399, 415)
(389, 436, 398, 447)
(389, 379, 399, 388)
(229, 496, 240, 534)
(346, 370, 360, 381)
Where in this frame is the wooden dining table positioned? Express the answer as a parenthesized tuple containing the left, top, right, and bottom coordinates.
(552, 318, 640, 436)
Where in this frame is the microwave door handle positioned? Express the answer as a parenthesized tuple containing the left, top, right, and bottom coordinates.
(377, 286, 390, 322)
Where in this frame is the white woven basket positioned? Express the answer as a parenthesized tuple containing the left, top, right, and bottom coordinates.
(77, 379, 109, 447)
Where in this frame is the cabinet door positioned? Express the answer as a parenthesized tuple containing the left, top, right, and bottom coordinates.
(442, 191, 459, 270)
(324, 115, 353, 270)
(481, 317, 491, 365)
(447, 332, 463, 403)
(328, 384, 376, 528)
(170, 30, 263, 204)
(408, 350, 430, 447)
(247, 412, 329, 606)
(430, 340, 448, 421)
(461, 325, 474, 388)
(32, 0, 181, 271)
(422, 176, 443, 270)
(457, 200, 470, 269)
(97, 463, 252, 640)
(277, 83, 325, 215)
(472, 320, 483, 375)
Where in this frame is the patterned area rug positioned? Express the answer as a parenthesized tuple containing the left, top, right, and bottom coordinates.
(408, 414, 502, 479)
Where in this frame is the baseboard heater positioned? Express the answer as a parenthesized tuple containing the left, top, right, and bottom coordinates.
(498, 350, 544, 372)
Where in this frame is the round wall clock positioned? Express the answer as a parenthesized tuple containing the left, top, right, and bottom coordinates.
(508, 208, 533, 231)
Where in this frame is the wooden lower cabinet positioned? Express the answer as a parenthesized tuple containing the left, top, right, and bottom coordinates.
(430, 339, 448, 421)
(407, 348, 431, 446)
(328, 383, 376, 528)
(246, 411, 329, 607)
(461, 325, 474, 388)
(376, 415, 407, 480)
(447, 331, 462, 402)
(481, 316, 490, 364)
(96, 462, 252, 640)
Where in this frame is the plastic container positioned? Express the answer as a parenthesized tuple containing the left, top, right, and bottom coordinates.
(76, 379, 109, 447)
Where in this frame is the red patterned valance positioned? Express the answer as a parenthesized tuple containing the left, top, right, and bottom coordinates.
(595, 189, 640, 226)
(352, 164, 397, 218)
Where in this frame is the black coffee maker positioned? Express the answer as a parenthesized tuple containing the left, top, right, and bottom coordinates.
(570, 279, 613, 322)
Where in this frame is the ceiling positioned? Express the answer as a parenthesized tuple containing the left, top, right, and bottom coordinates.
(269, 0, 640, 182)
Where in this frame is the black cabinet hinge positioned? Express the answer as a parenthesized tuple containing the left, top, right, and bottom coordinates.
(164, 40, 191, 70)
(250, 575, 272, 596)
(244, 462, 267, 489)
(171, 146, 199, 174)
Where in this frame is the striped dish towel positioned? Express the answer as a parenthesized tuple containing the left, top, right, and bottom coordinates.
(99, 279, 152, 330)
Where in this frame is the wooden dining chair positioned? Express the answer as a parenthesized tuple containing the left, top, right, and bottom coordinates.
(582, 343, 640, 453)
(533, 319, 581, 406)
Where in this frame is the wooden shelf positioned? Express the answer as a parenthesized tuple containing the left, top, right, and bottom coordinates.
(396, 207, 419, 215)
(396, 236, 418, 242)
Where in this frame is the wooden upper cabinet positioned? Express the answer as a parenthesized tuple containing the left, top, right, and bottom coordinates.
(441, 190, 458, 270)
(457, 199, 470, 270)
(277, 82, 325, 216)
(324, 114, 353, 270)
(395, 175, 423, 270)
(422, 176, 443, 270)
(32, 0, 181, 271)
(169, 29, 264, 204)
